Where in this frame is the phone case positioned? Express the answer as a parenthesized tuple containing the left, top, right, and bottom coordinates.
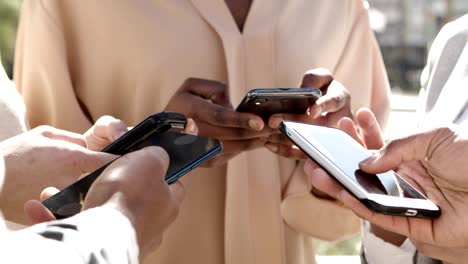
(42, 131, 222, 219)
(101, 112, 187, 155)
(236, 88, 321, 120)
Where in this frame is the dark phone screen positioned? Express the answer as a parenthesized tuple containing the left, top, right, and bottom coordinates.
(43, 132, 221, 218)
(294, 125, 426, 199)
(135, 132, 221, 182)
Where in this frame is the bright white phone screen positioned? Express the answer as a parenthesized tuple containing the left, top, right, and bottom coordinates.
(292, 123, 426, 199)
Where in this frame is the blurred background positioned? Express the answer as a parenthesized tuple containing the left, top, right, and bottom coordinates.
(369, 0, 468, 92)
(0, 0, 467, 260)
(0, 0, 19, 77)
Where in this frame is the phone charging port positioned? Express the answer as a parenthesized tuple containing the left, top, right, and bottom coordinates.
(404, 209, 418, 216)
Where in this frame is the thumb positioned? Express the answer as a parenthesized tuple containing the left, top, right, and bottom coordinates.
(24, 200, 56, 224)
(300, 68, 334, 90)
(359, 128, 446, 173)
(40, 187, 60, 201)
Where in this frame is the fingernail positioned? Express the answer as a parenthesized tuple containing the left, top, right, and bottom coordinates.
(186, 121, 196, 133)
(360, 155, 377, 167)
(248, 119, 263, 130)
(265, 143, 279, 153)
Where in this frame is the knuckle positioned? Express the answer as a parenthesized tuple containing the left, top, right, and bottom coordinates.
(212, 109, 224, 123)
(184, 77, 197, 86)
(149, 147, 170, 170)
(237, 128, 250, 140)
(36, 125, 53, 136)
(96, 115, 113, 123)
(181, 77, 199, 91)
(305, 68, 332, 76)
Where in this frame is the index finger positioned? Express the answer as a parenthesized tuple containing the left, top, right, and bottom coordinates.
(356, 108, 384, 150)
(359, 127, 455, 174)
(338, 117, 364, 146)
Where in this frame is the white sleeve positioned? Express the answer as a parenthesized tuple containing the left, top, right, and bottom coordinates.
(1, 207, 139, 264)
(361, 221, 415, 264)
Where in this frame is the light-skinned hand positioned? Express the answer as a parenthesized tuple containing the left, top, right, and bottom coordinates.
(28, 147, 184, 259)
(306, 108, 468, 263)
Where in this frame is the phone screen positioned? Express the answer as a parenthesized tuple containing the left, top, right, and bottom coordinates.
(43, 132, 222, 219)
(135, 132, 221, 183)
(287, 123, 426, 199)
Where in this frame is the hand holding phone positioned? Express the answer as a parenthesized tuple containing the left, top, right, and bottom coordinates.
(263, 69, 355, 131)
(42, 112, 222, 219)
(236, 88, 321, 121)
(166, 78, 278, 165)
(280, 121, 440, 219)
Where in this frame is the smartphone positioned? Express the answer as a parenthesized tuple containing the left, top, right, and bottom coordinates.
(280, 121, 440, 219)
(236, 88, 321, 120)
(101, 112, 187, 155)
(42, 131, 222, 219)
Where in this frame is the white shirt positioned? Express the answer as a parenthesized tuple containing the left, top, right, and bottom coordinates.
(363, 14, 468, 264)
(0, 64, 139, 263)
(0, 63, 28, 140)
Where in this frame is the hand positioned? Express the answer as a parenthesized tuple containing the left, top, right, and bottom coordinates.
(307, 119, 468, 263)
(83, 115, 199, 151)
(165, 78, 275, 165)
(265, 68, 353, 158)
(23, 116, 197, 225)
(0, 126, 118, 224)
(26, 147, 184, 257)
(306, 108, 408, 245)
(83, 147, 184, 256)
(83, 115, 128, 151)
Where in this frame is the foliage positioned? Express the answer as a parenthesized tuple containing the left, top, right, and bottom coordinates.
(0, 0, 21, 77)
(315, 235, 361, 256)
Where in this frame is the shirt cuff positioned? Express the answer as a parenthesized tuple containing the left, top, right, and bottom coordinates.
(24, 206, 139, 263)
(361, 220, 415, 264)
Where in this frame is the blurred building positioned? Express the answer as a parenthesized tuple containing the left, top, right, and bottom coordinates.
(367, 0, 468, 91)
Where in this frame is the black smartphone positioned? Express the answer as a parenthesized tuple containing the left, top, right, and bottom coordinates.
(42, 131, 222, 219)
(280, 121, 440, 219)
(236, 88, 321, 120)
(42, 112, 222, 218)
(101, 112, 187, 155)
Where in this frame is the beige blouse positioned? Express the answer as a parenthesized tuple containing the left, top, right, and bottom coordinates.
(15, 1, 390, 264)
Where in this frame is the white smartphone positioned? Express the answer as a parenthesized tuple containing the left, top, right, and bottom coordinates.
(280, 121, 440, 219)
